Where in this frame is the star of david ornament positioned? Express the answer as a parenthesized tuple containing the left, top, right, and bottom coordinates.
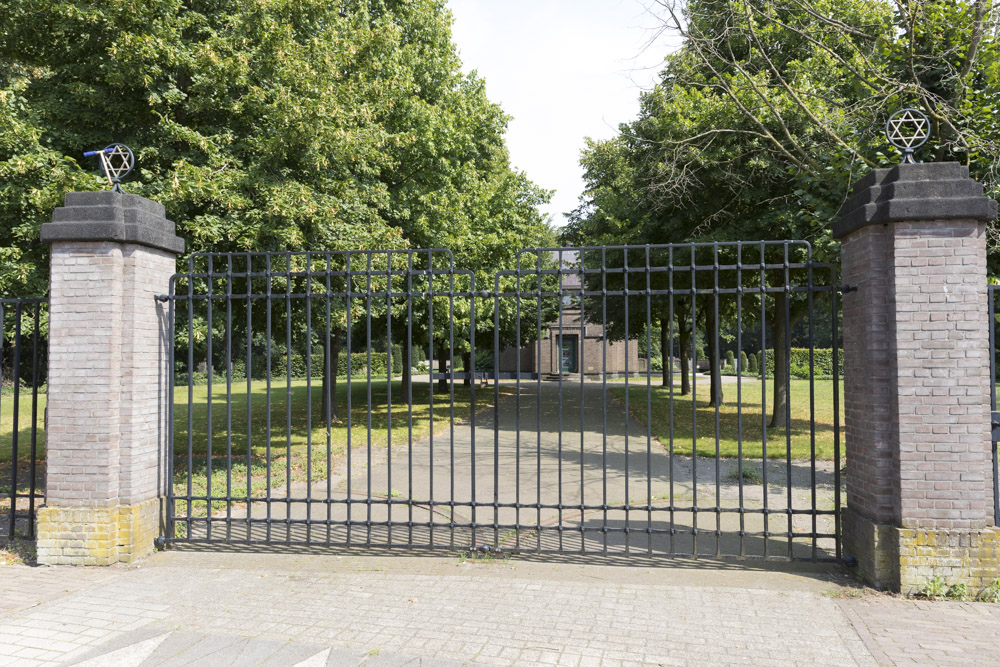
(83, 143, 135, 192)
(885, 109, 930, 164)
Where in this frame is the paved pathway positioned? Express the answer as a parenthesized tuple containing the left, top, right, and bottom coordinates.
(1, 551, 997, 666)
(211, 382, 837, 560)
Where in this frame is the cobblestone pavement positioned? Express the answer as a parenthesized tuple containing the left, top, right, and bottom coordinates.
(0, 551, 996, 666)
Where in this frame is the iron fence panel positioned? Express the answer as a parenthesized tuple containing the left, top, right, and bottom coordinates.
(160, 243, 844, 560)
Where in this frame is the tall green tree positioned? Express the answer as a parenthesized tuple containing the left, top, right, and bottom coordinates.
(568, 0, 1000, 424)
(1, 0, 552, 394)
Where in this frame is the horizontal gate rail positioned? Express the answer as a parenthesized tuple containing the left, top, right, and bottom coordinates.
(161, 243, 844, 561)
(1, 297, 47, 541)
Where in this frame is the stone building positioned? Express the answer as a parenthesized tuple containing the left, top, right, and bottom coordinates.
(497, 251, 643, 378)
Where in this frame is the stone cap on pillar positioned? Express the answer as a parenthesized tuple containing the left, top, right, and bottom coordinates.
(41, 190, 185, 255)
(833, 162, 997, 239)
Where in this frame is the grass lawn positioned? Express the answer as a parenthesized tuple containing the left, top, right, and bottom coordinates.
(1, 379, 510, 519)
(173, 378, 510, 517)
(611, 378, 845, 460)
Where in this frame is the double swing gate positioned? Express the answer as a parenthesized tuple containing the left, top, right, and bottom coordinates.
(163, 241, 845, 560)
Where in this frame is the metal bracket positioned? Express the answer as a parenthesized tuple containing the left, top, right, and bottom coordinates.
(838, 285, 858, 294)
(991, 411, 1000, 442)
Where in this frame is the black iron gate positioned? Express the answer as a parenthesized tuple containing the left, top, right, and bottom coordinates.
(161, 242, 844, 560)
(1, 298, 47, 540)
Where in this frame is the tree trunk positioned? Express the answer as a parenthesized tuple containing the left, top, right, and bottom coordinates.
(401, 343, 411, 396)
(769, 290, 789, 429)
(462, 351, 472, 386)
(322, 331, 341, 424)
(706, 303, 723, 407)
(436, 346, 448, 392)
(678, 308, 691, 396)
(659, 316, 670, 387)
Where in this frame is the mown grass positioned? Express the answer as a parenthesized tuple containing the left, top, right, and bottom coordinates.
(171, 378, 509, 517)
(611, 378, 844, 460)
(0, 379, 510, 520)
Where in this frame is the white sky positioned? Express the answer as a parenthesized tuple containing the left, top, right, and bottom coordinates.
(447, 0, 679, 227)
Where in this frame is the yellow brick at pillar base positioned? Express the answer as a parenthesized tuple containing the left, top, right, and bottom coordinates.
(36, 498, 162, 566)
(845, 508, 1000, 594)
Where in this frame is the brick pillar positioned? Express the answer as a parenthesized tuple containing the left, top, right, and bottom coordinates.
(36, 191, 183, 565)
(835, 162, 999, 592)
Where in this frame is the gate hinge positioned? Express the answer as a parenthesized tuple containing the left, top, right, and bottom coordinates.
(155, 294, 170, 302)
(838, 285, 858, 294)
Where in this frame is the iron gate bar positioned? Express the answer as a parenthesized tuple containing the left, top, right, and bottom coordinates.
(991, 285, 999, 527)
(1, 297, 47, 540)
(160, 243, 844, 560)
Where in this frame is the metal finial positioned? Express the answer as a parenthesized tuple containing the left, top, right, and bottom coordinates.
(885, 109, 930, 164)
(83, 143, 135, 192)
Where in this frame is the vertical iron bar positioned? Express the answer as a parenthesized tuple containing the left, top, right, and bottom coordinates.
(245, 255, 253, 544)
(832, 270, 842, 560)
(386, 251, 393, 545)
(427, 252, 434, 545)
(690, 245, 698, 556)
(808, 257, 817, 559)
(265, 254, 273, 544)
(449, 267, 456, 548)
(736, 244, 745, 558)
(557, 252, 564, 552)
(579, 252, 587, 553)
(668, 248, 676, 555)
(285, 252, 293, 542)
(28, 302, 41, 538)
(325, 254, 333, 545)
(225, 257, 233, 541)
(783, 243, 793, 558)
(713, 244, 721, 558)
(346, 253, 354, 545)
(759, 242, 769, 558)
(187, 266, 195, 540)
(305, 252, 314, 544)
(601, 249, 608, 555)
(623, 249, 630, 556)
(365, 253, 373, 546)
(407, 254, 414, 547)
(493, 274, 501, 549)
(9, 304, 21, 538)
(206, 256, 214, 541)
(645, 246, 653, 555)
(469, 275, 478, 549)
(537, 253, 543, 551)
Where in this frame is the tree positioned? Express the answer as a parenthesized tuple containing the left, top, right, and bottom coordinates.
(1, 0, 552, 404)
(570, 0, 1000, 425)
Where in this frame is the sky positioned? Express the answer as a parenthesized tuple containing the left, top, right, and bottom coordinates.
(447, 0, 679, 227)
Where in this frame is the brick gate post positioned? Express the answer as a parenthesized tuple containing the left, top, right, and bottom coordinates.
(35, 192, 183, 565)
(835, 162, 999, 592)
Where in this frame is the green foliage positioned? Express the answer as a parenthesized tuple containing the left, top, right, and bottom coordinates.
(747, 353, 758, 374)
(725, 350, 735, 367)
(921, 576, 949, 598)
(980, 578, 1000, 603)
(565, 0, 1000, 273)
(0, 0, 552, 311)
(740, 351, 749, 374)
(758, 348, 841, 379)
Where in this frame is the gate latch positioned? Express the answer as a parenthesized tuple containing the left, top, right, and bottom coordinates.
(992, 411, 1000, 442)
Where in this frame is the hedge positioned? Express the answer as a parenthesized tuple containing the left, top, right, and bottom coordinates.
(176, 349, 404, 385)
(760, 348, 841, 379)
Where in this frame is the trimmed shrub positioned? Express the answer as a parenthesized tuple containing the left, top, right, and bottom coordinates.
(740, 351, 748, 374)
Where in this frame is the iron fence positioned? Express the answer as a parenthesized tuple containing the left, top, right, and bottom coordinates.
(1, 297, 47, 540)
(160, 242, 844, 560)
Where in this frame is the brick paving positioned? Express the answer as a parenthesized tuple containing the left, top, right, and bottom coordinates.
(0, 552, 996, 665)
(837, 596, 1000, 666)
